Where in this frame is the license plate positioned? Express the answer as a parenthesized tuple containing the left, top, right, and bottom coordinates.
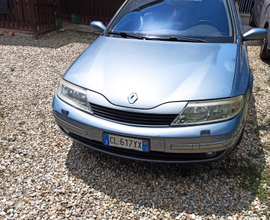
(103, 133, 149, 152)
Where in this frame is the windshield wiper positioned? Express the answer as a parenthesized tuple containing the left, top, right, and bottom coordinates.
(169, 36, 206, 43)
(108, 32, 144, 39)
(148, 36, 207, 43)
(107, 32, 207, 42)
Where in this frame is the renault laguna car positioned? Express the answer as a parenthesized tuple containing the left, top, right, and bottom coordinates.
(52, 0, 266, 163)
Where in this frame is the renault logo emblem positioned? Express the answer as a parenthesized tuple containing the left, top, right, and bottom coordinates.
(128, 93, 138, 104)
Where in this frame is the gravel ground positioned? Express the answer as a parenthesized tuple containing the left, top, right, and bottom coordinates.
(0, 30, 270, 220)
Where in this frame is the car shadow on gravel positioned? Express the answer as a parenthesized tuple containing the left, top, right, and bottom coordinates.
(65, 94, 267, 217)
(261, 59, 270, 66)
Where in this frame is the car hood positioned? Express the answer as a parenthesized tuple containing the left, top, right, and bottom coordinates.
(64, 36, 237, 109)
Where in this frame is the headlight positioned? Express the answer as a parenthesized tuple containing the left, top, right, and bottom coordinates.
(57, 78, 93, 114)
(171, 95, 246, 126)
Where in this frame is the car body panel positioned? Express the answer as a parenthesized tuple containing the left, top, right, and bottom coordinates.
(64, 36, 237, 109)
(230, 42, 251, 97)
(53, 92, 247, 162)
(231, 2, 253, 97)
(52, 94, 245, 139)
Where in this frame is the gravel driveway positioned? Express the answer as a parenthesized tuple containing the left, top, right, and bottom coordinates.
(0, 31, 270, 220)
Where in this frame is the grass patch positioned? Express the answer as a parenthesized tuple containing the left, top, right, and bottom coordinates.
(240, 164, 260, 191)
(266, 119, 270, 126)
(10, 67, 15, 72)
(0, 103, 4, 118)
(220, 144, 270, 217)
(254, 126, 262, 136)
(0, 101, 4, 118)
(256, 168, 270, 202)
(220, 158, 262, 192)
(267, 77, 270, 86)
(255, 86, 262, 92)
(32, 94, 39, 99)
(31, 95, 40, 106)
(254, 207, 270, 219)
(261, 113, 267, 120)
(221, 160, 270, 208)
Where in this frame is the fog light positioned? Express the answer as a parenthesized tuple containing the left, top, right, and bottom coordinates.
(205, 152, 217, 158)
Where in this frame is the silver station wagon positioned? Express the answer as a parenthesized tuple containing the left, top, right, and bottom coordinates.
(52, 0, 266, 163)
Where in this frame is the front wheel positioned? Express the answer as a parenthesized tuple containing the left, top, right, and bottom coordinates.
(260, 28, 270, 60)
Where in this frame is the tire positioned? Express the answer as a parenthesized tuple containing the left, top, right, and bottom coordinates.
(249, 6, 256, 27)
(260, 28, 270, 60)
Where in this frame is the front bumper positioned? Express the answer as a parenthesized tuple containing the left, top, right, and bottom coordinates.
(52, 95, 247, 163)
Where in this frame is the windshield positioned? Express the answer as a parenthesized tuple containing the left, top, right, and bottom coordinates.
(106, 0, 234, 43)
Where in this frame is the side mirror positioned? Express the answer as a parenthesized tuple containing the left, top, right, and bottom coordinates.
(243, 28, 267, 41)
(90, 21, 106, 32)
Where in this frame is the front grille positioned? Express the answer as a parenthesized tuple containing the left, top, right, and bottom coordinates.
(90, 103, 178, 126)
